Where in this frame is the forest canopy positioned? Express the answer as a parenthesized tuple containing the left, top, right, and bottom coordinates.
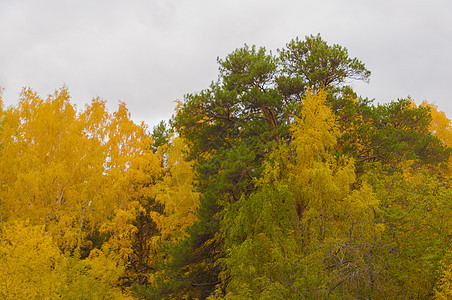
(0, 34, 451, 299)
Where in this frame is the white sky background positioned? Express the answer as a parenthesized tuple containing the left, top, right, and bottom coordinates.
(1, 0, 451, 129)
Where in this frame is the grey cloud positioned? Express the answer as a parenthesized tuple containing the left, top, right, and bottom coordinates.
(1, 0, 451, 129)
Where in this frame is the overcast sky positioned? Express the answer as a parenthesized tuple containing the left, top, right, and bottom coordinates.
(1, 0, 451, 129)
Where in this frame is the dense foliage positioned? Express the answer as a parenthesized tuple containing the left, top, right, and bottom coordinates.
(0, 35, 450, 299)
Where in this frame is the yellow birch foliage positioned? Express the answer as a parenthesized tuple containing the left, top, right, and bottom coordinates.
(0, 88, 109, 250)
(421, 101, 452, 146)
(0, 87, 161, 251)
(289, 89, 381, 297)
(0, 87, 162, 297)
(153, 136, 200, 242)
(0, 220, 133, 299)
(103, 101, 160, 211)
(420, 101, 452, 176)
(97, 102, 163, 283)
(0, 221, 62, 299)
(56, 246, 133, 300)
(290, 89, 379, 242)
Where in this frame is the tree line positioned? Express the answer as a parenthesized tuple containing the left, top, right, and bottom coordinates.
(0, 34, 451, 299)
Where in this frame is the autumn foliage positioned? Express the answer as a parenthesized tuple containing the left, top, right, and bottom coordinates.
(0, 35, 451, 299)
